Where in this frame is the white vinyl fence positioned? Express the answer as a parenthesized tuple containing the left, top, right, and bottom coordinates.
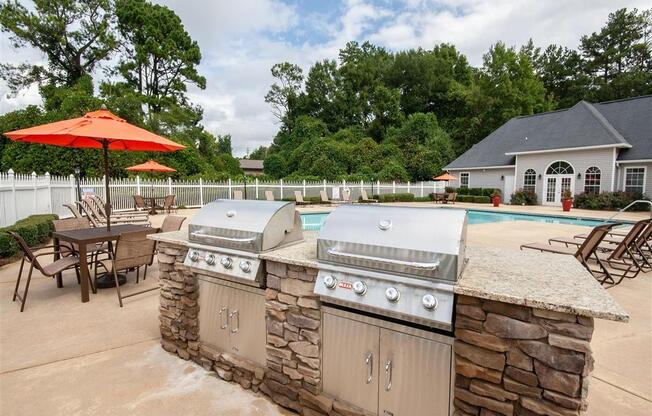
(0, 169, 447, 227)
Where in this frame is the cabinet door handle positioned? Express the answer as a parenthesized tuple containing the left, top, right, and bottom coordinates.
(219, 306, 228, 330)
(384, 360, 392, 391)
(365, 352, 373, 384)
(229, 310, 239, 333)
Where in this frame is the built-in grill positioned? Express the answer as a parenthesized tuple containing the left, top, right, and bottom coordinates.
(184, 199, 304, 287)
(314, 205, 467, 331)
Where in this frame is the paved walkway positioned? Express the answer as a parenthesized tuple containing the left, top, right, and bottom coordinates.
(0, 207, 649, 415)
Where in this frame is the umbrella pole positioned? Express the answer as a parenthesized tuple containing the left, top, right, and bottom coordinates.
(103, 140, 111, 231)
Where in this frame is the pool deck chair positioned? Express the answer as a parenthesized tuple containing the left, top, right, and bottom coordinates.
(520, 224, 616, 286)
(320, 190, 344, 205)
(233, 190, 243, 200)
(265, 191, 275, 201)
(360, 189, 378, 203)
(294, 191, 308, 205)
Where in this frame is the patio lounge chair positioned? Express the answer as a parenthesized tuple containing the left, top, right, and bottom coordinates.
(63, 203, 84, 218)
(360, 189, 378, 203)
(90, 195, 148, 219)
(265, 191, 275, 201)
(320, 190, 344, 204)
(133, 195, 148, 212)
(10, 232, 84, 312)
(93, 228, 160, 307)
(80, 199, 150, 227)
(443, 192, 457, 204)
(294, 191, 308, 205)
(160, 215, 186, 233)
(233, 190, 243, 200)
(520, 224, 616, 286)
(432, 193, 446, 204)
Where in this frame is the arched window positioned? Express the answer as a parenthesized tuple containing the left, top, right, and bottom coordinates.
(546, 161, 574, 175)
(523, 169, 536, 193)
(584, 166, 601, 194)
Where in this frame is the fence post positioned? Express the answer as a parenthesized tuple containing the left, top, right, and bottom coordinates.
(255, 178, 259, 199)
(199, 178, 204, 206)
(168, 177, 172, 196)
(392, 181, 396, 194)
(69, 174, 76, 205)
(360, 180, 364, 197)
(377, 180, 380, 196)
(31, 171, 38, 213)
(136, 175, 141, 195)
(302, 179, 306, 196)
(228, 178, 232, 199)
(45, 172, 52, 213)
(323, 179, 327, 192)
(407, 181, 410, 194)
(9, 169, 17, 225)
(280, 179, 284, 199)
(420, 181, 424, 197)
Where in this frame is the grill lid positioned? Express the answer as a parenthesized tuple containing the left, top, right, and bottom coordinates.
(317, 205, 467, 281)
(188, 199, 303, 252)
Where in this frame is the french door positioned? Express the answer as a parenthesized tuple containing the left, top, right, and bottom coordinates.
(544, 175, 574, 205)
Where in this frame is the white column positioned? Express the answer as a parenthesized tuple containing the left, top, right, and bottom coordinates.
(45, 172, 52, 213)
(302, 179, 306, 196)
(228, 178, 232, 199)
(199, 178, 204, 206)
(280, 179, 284, 199)
(255, 178, 259, 199)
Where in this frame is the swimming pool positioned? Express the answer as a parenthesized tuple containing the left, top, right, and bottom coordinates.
(299, 209, 614, 230)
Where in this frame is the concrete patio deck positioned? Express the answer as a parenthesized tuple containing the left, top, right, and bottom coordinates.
(0, 206, 649, 415)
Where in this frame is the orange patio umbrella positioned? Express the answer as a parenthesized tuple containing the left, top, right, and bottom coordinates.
(433, 172, 457, 181)
(4, 109, 186, 230)
(127, 160, 177, 197)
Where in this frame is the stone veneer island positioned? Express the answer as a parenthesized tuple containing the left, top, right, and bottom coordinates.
(150, 230, 628, 416)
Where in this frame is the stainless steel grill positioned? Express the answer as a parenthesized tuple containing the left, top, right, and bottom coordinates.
(184, 199, 304, 286)
(314, 205, 467, 331)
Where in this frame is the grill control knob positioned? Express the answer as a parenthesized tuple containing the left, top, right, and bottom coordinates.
(220, 257, 233, 269)
(352, 281, 367, 295)
(189, 251, 200, 262)
(323, 275, 337, 289)
(239, 260, 252, 273)
(205, 254, 216, 265)
(385, 287, 400, 302)
(422, 294, 438, 310)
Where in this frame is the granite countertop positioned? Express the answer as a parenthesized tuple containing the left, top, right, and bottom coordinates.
(458, 247, 629, 322)
(150, 231, 628, 322)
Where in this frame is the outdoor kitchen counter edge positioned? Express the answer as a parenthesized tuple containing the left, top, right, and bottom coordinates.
(149, 231, 629, 322)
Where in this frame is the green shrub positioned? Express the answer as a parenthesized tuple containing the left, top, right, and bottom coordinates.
(414, 196, 431, 202)
(0, 214, 58, 258)
(473, 196, 491, 203)
(372, 193, 415, 203)
(573, 191, 649, 211)
(457, 187, 469, 195)
(467, 188, 483, 196)
(457, 195, 474, 203)
(445, 187, 457, 193)
(510, 189, 538, 205)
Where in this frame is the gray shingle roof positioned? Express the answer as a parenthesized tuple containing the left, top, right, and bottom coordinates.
(239, 159, 264, 170)
(445, 96, 650, 170)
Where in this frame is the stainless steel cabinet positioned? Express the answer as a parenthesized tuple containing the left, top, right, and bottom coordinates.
(323, 307, 453, 416)
(198, 277, 266, 366)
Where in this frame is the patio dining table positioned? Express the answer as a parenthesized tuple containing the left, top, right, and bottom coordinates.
(52, 224, 150, 303)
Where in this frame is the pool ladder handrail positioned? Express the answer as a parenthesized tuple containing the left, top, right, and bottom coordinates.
(602, 200, 652, 223)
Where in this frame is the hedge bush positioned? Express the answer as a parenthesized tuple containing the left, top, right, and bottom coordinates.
(573, 191, 649, 211)
(473, 196, 491, 203)
(510, 189, 538, 205)
(457, 195, 473, 203)
(372, 193, 416, 202)
(0, 214, 59, 258)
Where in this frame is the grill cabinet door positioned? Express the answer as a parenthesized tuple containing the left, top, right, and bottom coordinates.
(228, 287, 267, 366)
(198, 278, 232, 352)
(378, 329, 452, 416)
(323, 312, 380, 414)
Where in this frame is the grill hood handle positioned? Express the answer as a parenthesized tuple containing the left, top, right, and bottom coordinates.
(327, 247, 440, 270)
(190, 231, 256, 245)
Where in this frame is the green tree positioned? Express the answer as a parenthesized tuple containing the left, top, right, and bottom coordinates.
(265, 62, 303, 123)
(246, 146, 269, 160)
(534, 44, 589, 108)
(216, 135, 233, 155)
(0, 0, 116, 93)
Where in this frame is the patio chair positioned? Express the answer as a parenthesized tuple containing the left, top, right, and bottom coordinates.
(233, 190, 243, 200)
(52, 218, 105, 270)
(90, 195, 148, 219)
(93, 228, 160, 307)
(432, 193, 446, 204)
(360, 189, 378, 203)
(10, 232, 83, 312)
(160, 215, 186, 233)
(320, 190, 345, 204)
(294, 191, 308, 205)
(80, 199, 150, 227)
(443, 192, 457, 204)
(520, 224, 616, 286)
(265, 190, 275, 201)
(63, 203, 84, 218)
(162, 194, 176, 214)
(133, 195, 148, 212)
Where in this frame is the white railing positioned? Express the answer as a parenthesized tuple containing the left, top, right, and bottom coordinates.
(0, 170, 447, 227)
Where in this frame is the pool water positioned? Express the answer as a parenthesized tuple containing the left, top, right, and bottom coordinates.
(300, 209, 612, 231)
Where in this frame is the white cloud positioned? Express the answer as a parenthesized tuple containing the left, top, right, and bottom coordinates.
(1, 0, 649, 157)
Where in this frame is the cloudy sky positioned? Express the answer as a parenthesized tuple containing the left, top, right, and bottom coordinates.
(0, 0, 648, 156)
